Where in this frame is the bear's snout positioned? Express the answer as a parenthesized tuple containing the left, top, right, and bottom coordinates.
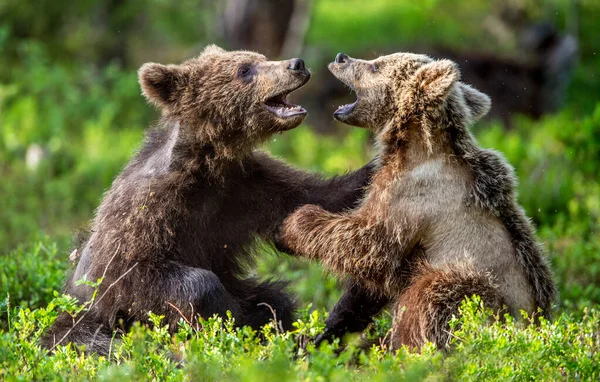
(287, 58, 305, 71)
(335, 53, 348, 64)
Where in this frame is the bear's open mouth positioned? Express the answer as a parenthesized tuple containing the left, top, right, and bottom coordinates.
(334, 88, 358, 119)
(334, 99, 357, 117)
(264, 92, 306, 119)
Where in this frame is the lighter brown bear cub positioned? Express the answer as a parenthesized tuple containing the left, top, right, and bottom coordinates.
(280, 52, 556, 350)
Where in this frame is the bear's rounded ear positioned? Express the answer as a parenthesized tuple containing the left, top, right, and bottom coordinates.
(460, 83, 491, 121)
(201, 44, 226, 56)
(409, 59, 459, 108)
(138, 63, 183, 109)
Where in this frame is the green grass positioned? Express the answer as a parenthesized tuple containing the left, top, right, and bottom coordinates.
(1, 0, 600, 379)
(2, 291, 598, 381)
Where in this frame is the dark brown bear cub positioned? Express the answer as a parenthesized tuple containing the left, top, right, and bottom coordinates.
(43, 45, 374, 355)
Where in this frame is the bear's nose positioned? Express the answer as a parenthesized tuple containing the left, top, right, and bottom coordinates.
(288, 58, 305, 71)
(335, 53, 348, 64)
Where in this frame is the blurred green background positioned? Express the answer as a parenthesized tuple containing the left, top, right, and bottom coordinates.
(1, 0, 599, 322)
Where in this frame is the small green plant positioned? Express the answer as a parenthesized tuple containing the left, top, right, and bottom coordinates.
(2, 293, 598, 381)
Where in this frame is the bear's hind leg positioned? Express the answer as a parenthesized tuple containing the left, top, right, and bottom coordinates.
(392, 263, 504, 350)
(42, 311, 116, 356)
(159, 266, 243, 327)
(45, 264, 243, 355)
(232, 278, 296, 332)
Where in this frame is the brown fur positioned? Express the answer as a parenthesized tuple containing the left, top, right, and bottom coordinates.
(393, 262, 504, 349)
(43, 46, 375, 356)
(280, 52, 556, 350)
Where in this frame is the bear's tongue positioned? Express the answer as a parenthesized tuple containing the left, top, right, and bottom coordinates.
(265, 93, 306, 118)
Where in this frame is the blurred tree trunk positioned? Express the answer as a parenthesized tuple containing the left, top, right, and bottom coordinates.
(221, 0, 313, 57)
(281, 0, 314, 57)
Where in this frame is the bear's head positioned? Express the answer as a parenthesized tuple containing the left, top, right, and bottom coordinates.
(328, 52, 491, 134)
(138, 45, 310, 150)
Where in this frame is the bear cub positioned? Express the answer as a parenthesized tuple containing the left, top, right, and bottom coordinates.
(280, 51, 556, 350)
(43, 46, 374, 355)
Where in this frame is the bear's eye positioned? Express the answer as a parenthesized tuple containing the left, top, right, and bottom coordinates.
(371, 64, 380, 73)
(237, 65, 252, 78)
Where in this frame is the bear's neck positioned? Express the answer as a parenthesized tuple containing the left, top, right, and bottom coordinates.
(376, 118, 455, 171)
(148, 117, 252, 180)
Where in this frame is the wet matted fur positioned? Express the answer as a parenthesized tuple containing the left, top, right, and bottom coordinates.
(43, 46, 374, 356)
(280, 52, 556, 350)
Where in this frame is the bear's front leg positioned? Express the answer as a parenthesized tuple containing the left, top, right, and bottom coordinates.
(279, 205, 395, 346)
(279, 205, 386, 282)
(280, 202, 417, 290)
(278, 204, 336, 261)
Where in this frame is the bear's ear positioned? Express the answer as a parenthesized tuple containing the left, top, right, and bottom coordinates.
(409, 59, 459, 108)
(202, 44, 226, 56)
(138, 63, 183, 109)
(460, 83, 491, 121)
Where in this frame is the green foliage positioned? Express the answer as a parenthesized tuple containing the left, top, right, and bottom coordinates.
(0, 0, 215, 71)
(0, 242, 66, 314)
(475, 107, 600, 229)
(1, 295, 598, 380)
(0, 46, 146, 250)
(1, 0, 599, 379)
(474, 108, 600, 311)
(268, 127, 372, 173)
(445, 297, 600, 381)
(308, 0, 491, 52)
